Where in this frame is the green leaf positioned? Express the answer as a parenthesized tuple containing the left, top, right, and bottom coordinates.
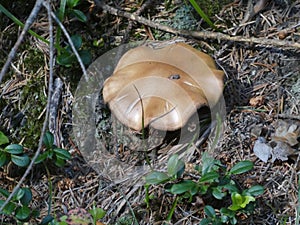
(200, 218, 211, 225)
(229, 160, 253, 175)
(189, 0, 218, 30)
(15, 188, 25, 201)
(0, 188, 10, 198)
(0, 200, 16, 215)
(198, 184, 209, 195)
(20, 188, 32, 206)
(220, 215, 229, 223)
(201, 152, 220, 175)
(0, 131, 9, 146)
(0, 152, 8, 167)
(204, 205, 216, 218)
(167, 154, 185, 177)
(222, 182, 239, 193)
(212, 186, 227, 200)
(57, 0, 67, 21)
(169, 180, 198, 195)
(145, 171, 170, 185)
(57, 51, 76, 67)
(15, 205, 30, 221)
(230, 216, 238, 224)
(220, 207, 236, 218)
(67, 0, 80, 8)
(11, 154, 30, 167)
(40, 215, 54, 225)
(244, 185, 264, 196)
(4, 144, 23, 154)
(54, 148, 71, 160)
(55, 157, 66, 167)
(199, 171, 219, 183)
(240, 195, 255, 208)
(89, 206, 106, 220)
(43, 131, 54, 149)
(79, 50, 92, 66)
(229, 193, 255, 211)
(72, 9, 87, 22)
(71, 34, 82, 50)
(34, 152, 48, 164)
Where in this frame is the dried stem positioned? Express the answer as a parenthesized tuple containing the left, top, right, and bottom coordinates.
(94, 0, 300, 50)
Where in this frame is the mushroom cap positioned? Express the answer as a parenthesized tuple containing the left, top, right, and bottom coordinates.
(103, 43, 224, 131)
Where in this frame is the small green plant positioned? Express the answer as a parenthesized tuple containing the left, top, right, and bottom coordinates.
(56, 34, 92, 67)
(47, 206, 106, 225)
(189, 0, 217, 30)
(0, 187, 39, 222)
(56, 0, 91, 67)
(145, 153, 264, 224)
(0, 131, 37, 222)
(0, 1, 91, 68)
(35, 131, 71, 167)
(0, 131, 30, 167)
(0, 131, 71, 223)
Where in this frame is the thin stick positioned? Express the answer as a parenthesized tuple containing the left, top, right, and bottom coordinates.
(122, 0, 154, 43)
(0, 0, 54, 212)
(94, 0, 300, 50)
(0, 0, 44, 84)
(50, 11, 87, 77)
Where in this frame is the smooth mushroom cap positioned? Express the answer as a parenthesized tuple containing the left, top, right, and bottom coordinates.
(113, 42, 224, 107)
(103, 62, 207, 131)
(103, 43, 224, 131)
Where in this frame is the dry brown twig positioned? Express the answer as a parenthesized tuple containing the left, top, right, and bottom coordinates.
(94, 0, 300, 50)
(122, 0, 154, 43)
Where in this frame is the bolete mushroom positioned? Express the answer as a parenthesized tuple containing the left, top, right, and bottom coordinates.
(103, 42, 224, 131)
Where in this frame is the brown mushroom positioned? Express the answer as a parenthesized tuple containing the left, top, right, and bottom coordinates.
(103, 43, 224, 131)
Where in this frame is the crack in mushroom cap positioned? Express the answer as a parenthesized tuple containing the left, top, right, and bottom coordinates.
(103, 43, 224, 131)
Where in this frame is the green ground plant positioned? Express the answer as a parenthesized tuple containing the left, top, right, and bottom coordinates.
(0, 131, 71, 223)
(0, 0, 91, 68)
(44, 205, 106, 225)
(56, 0, 92, 67)
(145, 153, 264, 224)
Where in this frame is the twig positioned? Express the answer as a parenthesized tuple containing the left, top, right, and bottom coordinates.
(94, 0, 300, 50)
(122, 0, 154, 43)
(49, 77, 63, 145)
(50, 11, 87, 77)
(0, 0, 54, 212)
(0, 0, 44, 84)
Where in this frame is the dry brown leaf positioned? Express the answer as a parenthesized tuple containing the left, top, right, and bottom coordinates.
(103, 43, 224, 131)
(249, 96, 264, 107)
(270, 141, 295, 162)
(272, 120, 300, 146)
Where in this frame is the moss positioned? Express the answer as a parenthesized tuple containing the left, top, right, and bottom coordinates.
(18, 73, 47, 149)
(2, 44, 47, 149)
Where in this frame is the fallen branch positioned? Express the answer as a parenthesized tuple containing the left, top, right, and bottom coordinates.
(94, 0, 300, 50)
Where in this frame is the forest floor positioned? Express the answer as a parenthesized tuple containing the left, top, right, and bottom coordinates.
(0, 0, 300, 224)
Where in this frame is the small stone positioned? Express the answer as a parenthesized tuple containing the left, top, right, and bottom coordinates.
(253, 137, 272, 163)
